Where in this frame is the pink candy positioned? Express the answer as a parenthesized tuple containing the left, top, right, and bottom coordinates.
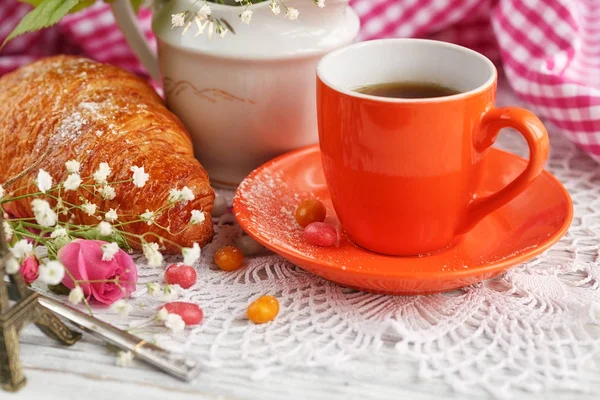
(304, 222, 337, 247)
(165, 264, 197, 289)
(164, 302, 204, 325)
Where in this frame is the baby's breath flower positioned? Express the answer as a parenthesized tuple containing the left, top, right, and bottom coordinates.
(130, 165, 149, 188)
(156, 307, 169, 321)
(82, 201, 97, 216)
(3, 221, 12, 241)
(65, 160, 81, 174)
(39, 261, 65, 285)
(6, 258, 20, 274)
(10, 239, 33, 260)
(68, 286, 84, 305)
(216, 24, 228, 38)
(50, 227, 68, 238)
(168, 188, 182, 203)
(190, 209, 206, 225)
(98, 184, 116, 200)
(116, 351, 134, 368)
(63, 173, 82, 191)
(36, 169, 53, 193)
(105, 208, 118, 222)
(171, 12, 186, 28)
(31, 198, 57, 227)
(146, 282, 162, 297)
(161, 284, 184, 301)
(93, 162, 111, 185)
(140, 210, 156, 225)
(168, 187, 194, 203)
(180, 186, 195, 201)
(240, 9, 253, 24)
(143, 242, 163, 267)
(110, 300, 131, 316)
(0, 184, 4, 199)
(182, 242, 200, 265)
(196, 3, 211, 19)
(165, 313, 185, 333)
(98, 221, 113, 236)
(269, 1, 281, 15)
(315, 0, 325, 8)
(102, 242, 120, 261)
(286, 7, 299, 21)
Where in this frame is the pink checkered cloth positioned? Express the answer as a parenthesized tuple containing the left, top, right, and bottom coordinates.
(1, 0, 599, 161)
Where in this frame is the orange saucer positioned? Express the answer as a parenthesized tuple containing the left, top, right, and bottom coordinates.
(233, 145, 573, 295)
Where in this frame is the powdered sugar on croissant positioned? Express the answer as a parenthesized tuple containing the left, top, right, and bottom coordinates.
(0, 55, 214, 253)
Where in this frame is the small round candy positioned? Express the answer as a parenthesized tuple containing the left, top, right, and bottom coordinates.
(214, 246, 244, 271)
(211, 194, 228, 217)
(295, 199, 326, 227)
(247, 295, 279, 324)
(165, 264, 197, 289)
(304, 222, 337, 247)
(164, 302, 204, 325)
(235, 235, 264, 256)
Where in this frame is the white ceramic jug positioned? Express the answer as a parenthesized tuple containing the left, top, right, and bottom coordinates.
(111, 0, 360, 187)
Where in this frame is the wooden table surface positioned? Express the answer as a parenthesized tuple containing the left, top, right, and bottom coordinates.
(3, 323, 596, 400)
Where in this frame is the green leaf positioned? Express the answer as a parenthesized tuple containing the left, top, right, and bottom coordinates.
(3, 0, 80, 47)
(70, 0, 98, 13)
(17, 0, 46, 6)
(48, 282, 71, 295)
(130, 0, 143, 12)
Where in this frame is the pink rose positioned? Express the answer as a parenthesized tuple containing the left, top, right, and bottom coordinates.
(20, 256, 39, 284)
(59, 239, 138, 305)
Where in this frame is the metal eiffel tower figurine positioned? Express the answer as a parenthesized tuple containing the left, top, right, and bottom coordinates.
(0, 215, 81, 391)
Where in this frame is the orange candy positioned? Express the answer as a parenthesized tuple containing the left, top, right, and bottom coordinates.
(295, 199, 326, 227)
(247, 295, 279, 324)
(214, 246, 244, 271)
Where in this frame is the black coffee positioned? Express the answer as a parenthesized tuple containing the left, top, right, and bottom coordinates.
(354, 81, 460, 99)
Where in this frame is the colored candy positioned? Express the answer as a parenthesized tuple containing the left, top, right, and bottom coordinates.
(295, 199, 327, 227)
(211, 193, 228, 217)
(235, 235, 264, 256)
(247, 295, 279, 324)
(164, 302, 204, 325)
(304, 222, 337, 247)
(165, 264, 197, 289)
(214, 246, 244, 271)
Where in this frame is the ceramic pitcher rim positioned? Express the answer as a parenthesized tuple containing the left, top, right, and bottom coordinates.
(316, 38, 498, 104)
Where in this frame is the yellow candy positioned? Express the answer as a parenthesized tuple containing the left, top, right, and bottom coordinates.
(247, 295, 279, 324)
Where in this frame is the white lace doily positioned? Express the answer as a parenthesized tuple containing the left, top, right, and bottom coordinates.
(47, 82, 600, 399)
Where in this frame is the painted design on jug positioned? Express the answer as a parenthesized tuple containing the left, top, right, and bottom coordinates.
(164, 78, 255, 105)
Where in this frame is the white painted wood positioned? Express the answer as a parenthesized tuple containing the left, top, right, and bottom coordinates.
(4, 325, 597, 400)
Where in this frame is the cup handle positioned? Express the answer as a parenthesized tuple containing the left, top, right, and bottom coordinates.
(457, 107, 550, 234)
(111, 0, 161, 82)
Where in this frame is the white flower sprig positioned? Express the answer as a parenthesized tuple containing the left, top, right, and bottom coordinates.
(93, 162, 111, 185)
(68, 286, 84, 305)
(36, 169, 53, 193)
(1, 157, 214, 372)
(170, 0, 326, 37)
(130, 166, 149, 188)
(31, 199, 57, 227)
(2, 159, 204, 281)
(39, 261, 65, 285)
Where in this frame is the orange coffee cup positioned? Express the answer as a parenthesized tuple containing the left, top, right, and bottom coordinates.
(316, 39, 549, 256)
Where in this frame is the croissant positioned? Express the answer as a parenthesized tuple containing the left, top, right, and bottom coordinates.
(0, 55, 214, 253)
